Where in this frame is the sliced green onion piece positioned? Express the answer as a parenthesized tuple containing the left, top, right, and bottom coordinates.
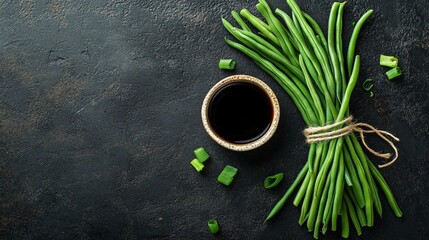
(217, 165, 238, 186)
(208, 219, 220, 234)
(386, 67, 402, 80)
(362, 78, 374, 91)
(218, 59, 236, 70)
(369, 91, 374, 97)
(194, 147, 209, 163)
(380, 54, 398, 68)
(264, 173, 284, 189)
(190, 159, 204, 172)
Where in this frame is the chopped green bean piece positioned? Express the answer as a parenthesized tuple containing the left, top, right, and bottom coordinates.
(386, 67, 402, 80)
(380, 55, 398, 68)
(194, 147, 209, 163)
(190, 159, 204, 172)
(264, 173, 284, 189)
(217, 165, 238, 186)
(218, 58, 236, 70)
(208, 219, 220, 234)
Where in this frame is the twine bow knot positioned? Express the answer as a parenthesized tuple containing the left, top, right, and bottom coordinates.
(304, 116, 400, 168)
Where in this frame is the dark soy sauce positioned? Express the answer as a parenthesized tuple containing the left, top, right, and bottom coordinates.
(208, 82, 273, 144)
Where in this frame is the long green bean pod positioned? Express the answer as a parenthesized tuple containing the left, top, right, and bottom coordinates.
(302, 12, 328, 53)
(367, 158, 403, 217)
(346, 9, 374, 76)
(344, 193, 362, 236)
(240, 9, 280, 46)
(341, 202, 350, 238)
(265, 163, 309, 221)
(335, 2, 347, 98)
(286, 0, 336, 101)
(327, 2, 342, 103)
(346, 187, 367, 227)
(231, 10, 252, 32)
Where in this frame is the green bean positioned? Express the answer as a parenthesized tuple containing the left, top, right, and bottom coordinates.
(367, 158, 403, 217)
(302, 12, 328, 53)
(334, 150, 345, 217)
(347, 9, 374, 76)
(341, 202, 350, 238)
(265, 162, 309, 221)
(256, 3, 292, 58)
(300, 55, 325, 125)
(322, 149, 336, 225)
(331, 139, 344, 231)
(346, 185, 367, 227)
(322, 219, 329, 235)
(307, 142, 318, 173)
(223, 21, 297, 78)
(276, 9, 338, 120)
(315, 140, 337, 198)
(335, 2, 347, 99)
(274, 11, 310, 65)
(276, 10, 323, 92)
(313, 171, 331, 239)
(292, 12, 303, 37)
(315, 35, 329, 68)
(344, 147, 365, 208)
(287, 0, 336, 101)
(327, 2, 342, 104)
(344, 135, 373, 226)
(277, 13, 327, 105)
(284, 27, 300, 51)
(318, 141, 330, 167)
(322, 180, 334, 232)
(258, 0, 299, 66)
(302, 144, 324, 229)
(231, 10, 251, 32)
(240, 9, 271, 31)
(240, 9, 280, 46)
(223, 19, 284, 66)
(350, 133, 382, 225)
(231, 28, 304, 80)
(293, 170, 311, 206)
(344, 193, 362, 236)
(236, 28, 284, 57)
(336, 55, 360, 121)
(299, 145, 323, 226)
(369, 167, 383, 218)
(292, 12, 311, 50)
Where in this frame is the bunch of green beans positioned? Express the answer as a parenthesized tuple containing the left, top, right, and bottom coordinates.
(222, 0, 402, 238)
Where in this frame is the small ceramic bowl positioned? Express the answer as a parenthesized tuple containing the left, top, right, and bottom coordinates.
(201, 75, 280, 151)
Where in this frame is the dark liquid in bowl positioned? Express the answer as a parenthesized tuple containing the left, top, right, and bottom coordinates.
(208, 82, 273, 144)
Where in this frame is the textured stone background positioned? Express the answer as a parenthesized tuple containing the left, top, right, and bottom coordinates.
(0, 0, 428, 239)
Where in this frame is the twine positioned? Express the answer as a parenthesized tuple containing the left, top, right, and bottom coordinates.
(304, 116, 400, 168)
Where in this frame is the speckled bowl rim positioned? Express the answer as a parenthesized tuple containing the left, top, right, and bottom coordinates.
(201, 75, 280, 152)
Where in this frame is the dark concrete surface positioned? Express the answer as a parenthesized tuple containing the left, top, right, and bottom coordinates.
(0, 0, 428, 239)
